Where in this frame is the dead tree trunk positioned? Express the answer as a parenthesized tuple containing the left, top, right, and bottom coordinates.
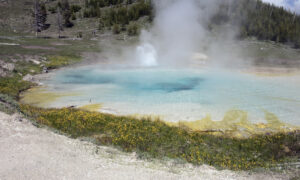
(34, 0, 39, 37)
(57, 6, 63, 38)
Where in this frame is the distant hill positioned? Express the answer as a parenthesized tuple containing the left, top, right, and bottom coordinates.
(1, 0, 300, 47)
(213, 0, 300, 48)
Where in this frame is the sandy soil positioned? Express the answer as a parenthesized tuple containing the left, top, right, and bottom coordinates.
(0, 111, 293, 180)
(243, 66, 300, 76)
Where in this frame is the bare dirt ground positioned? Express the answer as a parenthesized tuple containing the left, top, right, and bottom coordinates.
(0, 112, 293, 180)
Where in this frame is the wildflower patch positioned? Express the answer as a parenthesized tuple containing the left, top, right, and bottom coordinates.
(20, 104, 299, 171)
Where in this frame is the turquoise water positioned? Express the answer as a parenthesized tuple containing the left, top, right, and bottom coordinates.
(43, 66, 300, 124)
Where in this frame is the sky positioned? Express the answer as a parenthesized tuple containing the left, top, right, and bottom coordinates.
(261, 0, 300, 13)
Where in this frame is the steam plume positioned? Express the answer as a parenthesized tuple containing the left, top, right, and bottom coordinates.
(136, 0, 243, 68)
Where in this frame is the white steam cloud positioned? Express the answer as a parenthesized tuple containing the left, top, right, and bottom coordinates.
(136, 0, 243, 68)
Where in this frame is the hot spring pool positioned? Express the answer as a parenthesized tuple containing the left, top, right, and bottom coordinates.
(22, 66, 300, 126)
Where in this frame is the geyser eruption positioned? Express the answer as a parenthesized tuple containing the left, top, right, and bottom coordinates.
(135, 0, 210, 67)
(134, 0, 245, 68)
(136, 43, 158, 67)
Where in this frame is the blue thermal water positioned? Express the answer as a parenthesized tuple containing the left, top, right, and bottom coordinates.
(45, 67, 300, 124)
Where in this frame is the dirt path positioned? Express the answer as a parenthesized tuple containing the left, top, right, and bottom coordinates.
(0, 112, 291, 180)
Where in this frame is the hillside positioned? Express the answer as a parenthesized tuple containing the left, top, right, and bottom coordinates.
(214, 0, 300, 48)
(1, 0, 300, 47)
(0, 0, 151, 38)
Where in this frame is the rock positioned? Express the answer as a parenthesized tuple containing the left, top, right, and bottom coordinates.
(11, 58, 18, 63)
(12, 113, 24, 122)
(42, 67, 48, 73)
(0, 43, 19, 46)
(283, 146, 291, 154)
(0, 68, 7, 77)
(22, 74, 33, 81)
(29, 59, 41, 65)
(3, 63, 14, 71)
(41, 57, 47, 62)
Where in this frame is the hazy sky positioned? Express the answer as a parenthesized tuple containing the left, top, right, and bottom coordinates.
(261, 0, 300, 13)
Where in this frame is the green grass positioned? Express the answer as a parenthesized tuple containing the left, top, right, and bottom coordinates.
(0, 76, 33, 99)
(0, 37, 99, 56)
(14, 61, 43, 75)
(20, 104, 299, 171)
(46, 55, 81, 69)
(0, 37, 100, 100)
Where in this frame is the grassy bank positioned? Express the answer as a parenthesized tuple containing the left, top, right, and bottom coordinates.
(0, 76, 33, 99)
(20, 104, 299, 171)
(0, 54, 79, 100)
(0, 36, 100, 101)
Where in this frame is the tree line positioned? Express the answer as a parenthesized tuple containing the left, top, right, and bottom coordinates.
(82, 0, 152, 35)
(32, 0, 74, 37)
(33, 0, 300, 47)
(37, 0, 150, 36)
(82, 0, 300, 46)
(212, 0, 300, 48)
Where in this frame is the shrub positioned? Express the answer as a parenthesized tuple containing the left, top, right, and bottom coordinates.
(77, 31, 83, 38)
(112, 24, 120, 34)
(46, 55, 81, 69)
(98, 19, 104, 30)
(48, 6, 57, 14)
(71, 13, 76, 20)
(70, 4, 81, 13)
(127, 22, 139, 36)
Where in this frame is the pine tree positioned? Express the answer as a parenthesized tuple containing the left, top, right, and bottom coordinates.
(32, 0, 48, 37)
(112, 24, 120, 34)
(60, 0, 74, 27)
